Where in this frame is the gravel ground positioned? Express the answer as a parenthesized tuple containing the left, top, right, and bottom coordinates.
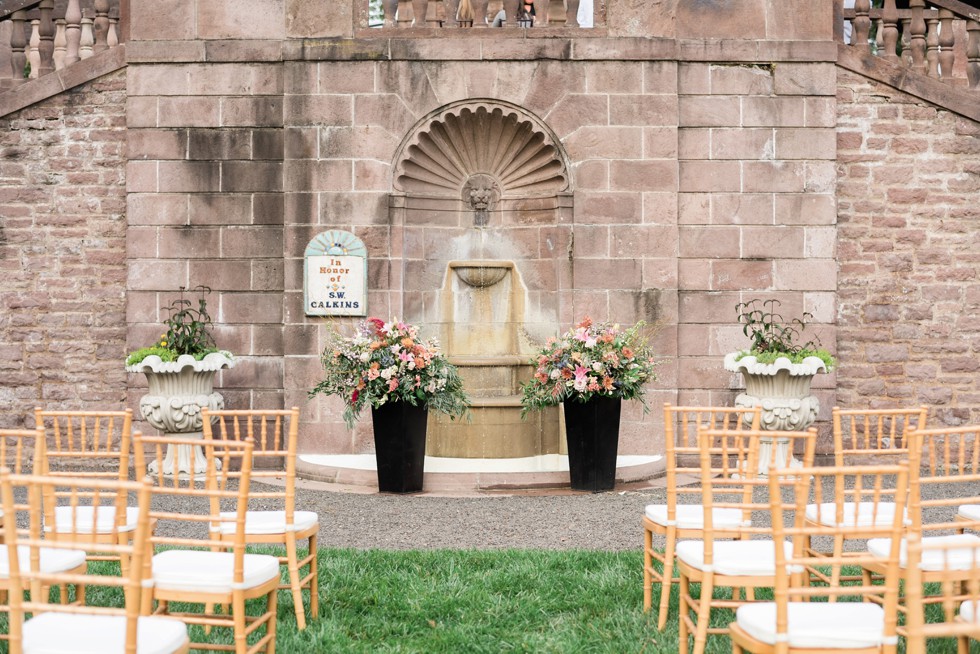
(286, 478, 670, 551)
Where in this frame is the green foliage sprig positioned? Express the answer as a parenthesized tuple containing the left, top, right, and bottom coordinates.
(734, 299, 835, 369)
(125, 286, 224, 366)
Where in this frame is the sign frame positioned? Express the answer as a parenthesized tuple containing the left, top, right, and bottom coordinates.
(304, 230, 368, 317)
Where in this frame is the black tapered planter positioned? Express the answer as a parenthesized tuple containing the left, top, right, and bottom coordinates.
(562, 396, 622, 492)
(371, 401, 428, 493)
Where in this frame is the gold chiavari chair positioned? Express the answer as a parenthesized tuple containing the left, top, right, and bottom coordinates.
(202, 407, 318, 630)
(137, 434, 278, 654)
(642, 404, 762, 630)
(0, 470, 189, 654)
(730, 462, 909, 654)
(677, 426, 818, 654)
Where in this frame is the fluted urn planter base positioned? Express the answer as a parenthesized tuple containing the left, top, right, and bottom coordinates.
(562, 396, 622, 492)
(724, 352, 829, 475)
(126, 352, 235, 477)
(372, 402, 428, 493)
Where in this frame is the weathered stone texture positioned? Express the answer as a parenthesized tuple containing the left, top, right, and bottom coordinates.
(0, 70, 129, 427)
(835, 69, 980, 425)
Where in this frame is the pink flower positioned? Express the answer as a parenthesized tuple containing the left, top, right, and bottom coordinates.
(388, 378, 399, 392)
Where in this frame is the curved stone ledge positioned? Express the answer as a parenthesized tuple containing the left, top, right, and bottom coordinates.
(724, 351, 828, 377)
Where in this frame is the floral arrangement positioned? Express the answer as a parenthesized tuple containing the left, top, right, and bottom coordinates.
(519, 317, 658, 417)
(309, 317, 470, 429)
(732, 299, 835, 370)
(125, 286, 232, 367)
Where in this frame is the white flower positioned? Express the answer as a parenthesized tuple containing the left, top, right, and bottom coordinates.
(550, 369, 561, 380)
(573, 377, 588, 392)
(591, 362, 603, 372)
(359, 352, 371, 363)
(380, 367, 395, 380)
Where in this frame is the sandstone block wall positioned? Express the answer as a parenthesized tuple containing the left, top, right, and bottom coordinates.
(0, 70, 128, 428)
(836, 69, 980, 426)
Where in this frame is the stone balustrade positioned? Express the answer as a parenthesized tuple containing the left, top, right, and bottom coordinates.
(374, 0, 597, 29)
(842, 0, 980, 89)
(0, 0, 121, 90)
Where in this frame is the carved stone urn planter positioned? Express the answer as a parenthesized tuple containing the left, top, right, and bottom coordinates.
(724, 352, 829, 473)
(126, 352, 235, 475)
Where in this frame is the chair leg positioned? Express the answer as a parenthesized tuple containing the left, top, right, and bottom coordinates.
(266, 588, 278, 654)
(286, 532, 306, 630)
(657, 526, 677, 631)
(643, 527, 653, 612)
(692, 572, 714, 654)
(309, 532, 319, 620)
(233, 591, 248, 654)
(678, 573, 691, 654)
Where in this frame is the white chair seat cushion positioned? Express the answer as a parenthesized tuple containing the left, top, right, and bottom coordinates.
(644, 504, 750, 530)
(49, 505, 141, 534)
(805, 501, 905, 528)
(151, 549, 280, 593)
(22, 612, 187, 654)
(957, 504, 980, 521)
(736, 601, 887, 649)
(217, 510, 319, 535)
(868, 533, 980, 570)
(0, 546, 86, 579)
(676, 539, 798, 576)
(959, 600, 980, 622)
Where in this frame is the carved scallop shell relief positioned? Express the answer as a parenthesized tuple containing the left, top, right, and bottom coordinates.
(393, 102, 569, 200)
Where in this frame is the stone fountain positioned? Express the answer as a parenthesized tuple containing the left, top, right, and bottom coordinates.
(426, 260, 561, 459)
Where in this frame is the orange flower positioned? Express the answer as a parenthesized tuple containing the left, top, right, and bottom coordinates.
(622, 347, 634, 358)
(576, 316, 593, 329)
(401, 337, 414, 348)
(370, 341, 382, 350)
(603, 376, 615, 391)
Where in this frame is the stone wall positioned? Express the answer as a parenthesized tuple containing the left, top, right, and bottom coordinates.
(836, 68, 980, 426)
(0, 69, 128, 428)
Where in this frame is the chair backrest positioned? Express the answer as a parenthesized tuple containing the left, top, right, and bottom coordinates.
(904, 529, 980, 650)
(34, 408, 137, 480)
(695, 427, 818, 560)
(136, 434, 255, 571)
(0, 426, 45, 474)
(905, 424, 980, 535)
(832, 406, 928, 463)
(201, 407, 300, 522)
(768, 463, 909, 650)
(0, 471, 154, 654)
(663, 404, 762, 519)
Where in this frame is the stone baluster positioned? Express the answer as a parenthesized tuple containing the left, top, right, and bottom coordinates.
(901, 18, 913, 67)
(107, 15, 119, 48)
(382, 0, 398, 26)
(65, 0, 82, 65)
(443, 0, 460, 26)
(565, 0, 580, 27)
(502, 0, 519, 27)
(79, 15, 94, 60)
(534, 0, 550, 26)
(967, 20, 980, 88)
(881, 0, 899, 59)
(853, 0, 871, 52)
(909, 0, 927, 75)
(53, 19, 67, 70)
(93, 0, 110, 51)
(926, 15, 940, 77)
(397, 0, 413, 27)
(28, 20, 40, 79)
(472, 0, 489, 26)
(38, 0, 55, 77)
(412, 0, 428, 26)
(10, 10, 28, 85)
(938, 9, 954, 80)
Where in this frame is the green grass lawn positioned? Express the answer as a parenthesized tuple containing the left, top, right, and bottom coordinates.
(4, 548, 974, 653)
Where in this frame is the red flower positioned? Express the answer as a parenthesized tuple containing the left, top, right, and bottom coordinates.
(351, 389, 359, 404)
(367, 317, 385, 335)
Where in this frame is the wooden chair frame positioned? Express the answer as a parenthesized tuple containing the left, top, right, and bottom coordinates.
(904, 529, 980, 653)
(138, 434, 278, 654)
(730, 463, 909, 654)
(642, 404, 762, 630)
(803, 406, 928, 584)
(202, 407, 318, 630)
(861, 425, 980, 620)
(0, 471, 190, 654)
(34, 408, 141, 566)
(677, 426, 817, 654)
